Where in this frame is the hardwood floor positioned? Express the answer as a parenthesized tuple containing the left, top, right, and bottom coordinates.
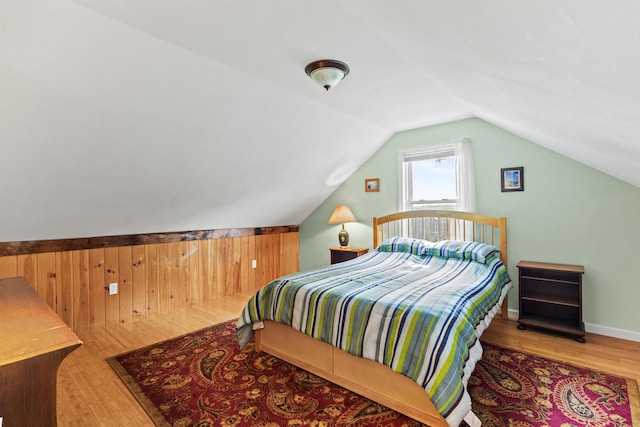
(57, 294, 640, 426)
(56, 293, 254, 426)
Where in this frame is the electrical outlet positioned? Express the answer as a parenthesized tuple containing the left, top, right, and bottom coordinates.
(251, 260, 257, 269)
(109, 282, 118, 295)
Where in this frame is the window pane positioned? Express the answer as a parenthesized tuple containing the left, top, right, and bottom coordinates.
(411, 156, 457, 201)
(411, 202, 456, 210)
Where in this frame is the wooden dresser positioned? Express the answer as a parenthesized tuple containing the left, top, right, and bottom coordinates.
(0, 277, 82, 426)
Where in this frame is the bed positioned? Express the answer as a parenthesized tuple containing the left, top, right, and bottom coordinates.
(236, 210, 511, 427)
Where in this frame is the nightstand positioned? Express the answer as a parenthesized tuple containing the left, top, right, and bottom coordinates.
(517, 261, 585, 342)
(330, 247, 369, 264)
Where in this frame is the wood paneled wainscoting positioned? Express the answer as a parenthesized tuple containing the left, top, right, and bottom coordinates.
(0, 226, 299, 339)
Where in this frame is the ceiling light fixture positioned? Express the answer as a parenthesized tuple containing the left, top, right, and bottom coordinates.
(305, 59, 349, 91)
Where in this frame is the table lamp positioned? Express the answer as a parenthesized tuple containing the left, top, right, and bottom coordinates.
(328, 205, 357, 247)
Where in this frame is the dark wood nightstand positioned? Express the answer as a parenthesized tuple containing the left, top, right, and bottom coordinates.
(330, 247, 369, 264)
(517, 261, 585, 342)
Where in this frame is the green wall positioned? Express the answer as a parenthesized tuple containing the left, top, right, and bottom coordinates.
(300, 118, 640, 335)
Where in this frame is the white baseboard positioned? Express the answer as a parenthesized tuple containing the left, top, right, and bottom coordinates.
(507, 309, 640, 343)
(585, 323, 640, 343)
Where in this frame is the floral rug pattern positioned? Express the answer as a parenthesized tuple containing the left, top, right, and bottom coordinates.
(469, 343, 638, 427)
(107, 321, 639, 426)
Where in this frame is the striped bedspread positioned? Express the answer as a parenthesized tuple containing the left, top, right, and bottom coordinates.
(237, 239, 511, 424)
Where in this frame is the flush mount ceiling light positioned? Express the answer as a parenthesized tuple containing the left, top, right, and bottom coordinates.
(305, 59, 349, 91)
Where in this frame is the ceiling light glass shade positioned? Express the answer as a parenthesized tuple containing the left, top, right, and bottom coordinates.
(305, 60, 350, 90)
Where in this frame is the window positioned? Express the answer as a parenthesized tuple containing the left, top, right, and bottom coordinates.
(399, 140, 476, 212)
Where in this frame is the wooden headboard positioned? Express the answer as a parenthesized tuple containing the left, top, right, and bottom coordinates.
(373, 210, 507, 265)
(373, 210, 509, 319)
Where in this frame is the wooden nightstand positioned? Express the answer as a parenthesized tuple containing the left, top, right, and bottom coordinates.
(517, 261, 585, 342)
(330, 247, 369, 264)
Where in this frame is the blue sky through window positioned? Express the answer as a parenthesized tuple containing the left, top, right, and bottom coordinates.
(412, 156, 457, 201)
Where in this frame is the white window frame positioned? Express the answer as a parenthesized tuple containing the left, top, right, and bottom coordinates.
(398, 139, 476, 212)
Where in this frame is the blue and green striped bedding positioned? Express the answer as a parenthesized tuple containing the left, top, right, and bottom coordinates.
(237, 238, 511, 426)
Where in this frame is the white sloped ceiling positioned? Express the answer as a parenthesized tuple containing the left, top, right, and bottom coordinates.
(2, 0, 638, 241)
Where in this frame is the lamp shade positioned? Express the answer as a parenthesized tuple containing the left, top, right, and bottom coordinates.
(328, 205, 356, 224)
(305, 60, 349, 91)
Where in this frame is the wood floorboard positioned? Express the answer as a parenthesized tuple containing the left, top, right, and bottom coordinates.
(57, 294, 640, 426)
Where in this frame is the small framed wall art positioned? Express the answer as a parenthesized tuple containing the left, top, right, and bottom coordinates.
(501, 167, 524, 192)
(365, 178, 380, 192)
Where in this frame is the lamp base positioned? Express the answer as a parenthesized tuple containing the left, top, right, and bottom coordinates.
(338, 229, 349, 247)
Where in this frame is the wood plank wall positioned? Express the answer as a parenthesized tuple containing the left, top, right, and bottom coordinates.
(0, 229, 299, 339)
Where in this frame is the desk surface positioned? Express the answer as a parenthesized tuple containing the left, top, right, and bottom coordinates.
(0, 277, 82, 366)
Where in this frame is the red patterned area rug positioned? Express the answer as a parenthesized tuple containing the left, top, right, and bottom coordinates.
(107, 321, 639, 427)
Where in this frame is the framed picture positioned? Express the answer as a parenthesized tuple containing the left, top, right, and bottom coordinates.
(365, 178, 380, 192)
(501, 167, 524, 192)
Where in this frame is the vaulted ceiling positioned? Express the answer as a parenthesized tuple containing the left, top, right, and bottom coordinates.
(2, 0, 639, 241)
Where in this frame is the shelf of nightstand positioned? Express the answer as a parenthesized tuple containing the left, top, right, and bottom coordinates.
(520, 295, 579, 307)
(517, 313, 583, 337)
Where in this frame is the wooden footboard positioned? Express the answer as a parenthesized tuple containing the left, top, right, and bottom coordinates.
(256, 320, 449, 427)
